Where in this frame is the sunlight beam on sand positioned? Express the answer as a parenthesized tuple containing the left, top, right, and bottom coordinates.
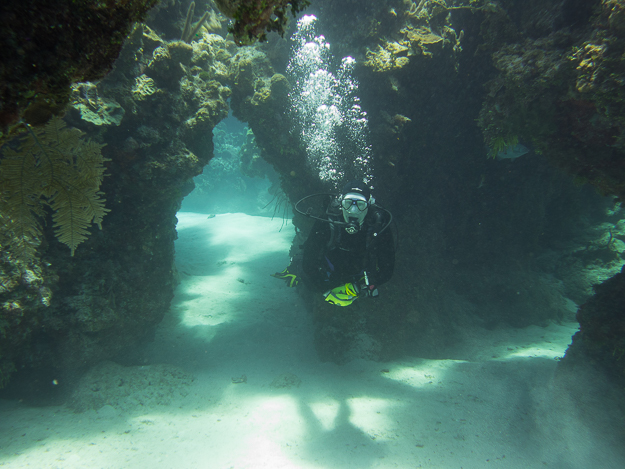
(205, 213, 291, 261)
(173, 212, 294, 332)
(381, 360, 462, 390)
(346, 397, 399, 441)
(308, 399, 341, 431)
(501, 345, 564, 360)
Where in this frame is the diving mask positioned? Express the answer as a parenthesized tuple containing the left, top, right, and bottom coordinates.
(341, 193, 369, 234)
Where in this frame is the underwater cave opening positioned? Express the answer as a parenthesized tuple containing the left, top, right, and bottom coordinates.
(179, 112, 289, 220)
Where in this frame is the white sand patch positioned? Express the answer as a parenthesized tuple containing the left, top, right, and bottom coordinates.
(1, 213, 624, 469)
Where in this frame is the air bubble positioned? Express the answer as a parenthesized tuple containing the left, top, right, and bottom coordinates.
(287, 15, 373, 188)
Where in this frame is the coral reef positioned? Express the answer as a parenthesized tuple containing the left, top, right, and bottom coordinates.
(364, 0, 475, 72)
(70, 83, 125, 126)
(466, 1, 625, 383)
(239, 128, 269, 178)
(0, 253, 53, 389)
(477, 0, 625, 199)
(228, 46, 314, 200)
(215, 0, 311, 45)
(0, 13, 233, 388)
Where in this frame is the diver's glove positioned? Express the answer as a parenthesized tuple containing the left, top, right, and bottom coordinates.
(271, 265, 299, 287)
(324, 283, 359, 307)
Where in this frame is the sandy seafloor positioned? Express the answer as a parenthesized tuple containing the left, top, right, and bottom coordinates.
(1, 212, 624, 469)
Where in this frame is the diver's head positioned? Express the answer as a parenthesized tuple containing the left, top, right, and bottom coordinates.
(340, 181, 371, 234)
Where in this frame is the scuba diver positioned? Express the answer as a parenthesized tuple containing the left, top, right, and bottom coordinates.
(272, 181, 395, 306)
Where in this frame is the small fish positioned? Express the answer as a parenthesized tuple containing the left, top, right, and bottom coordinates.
(496, 143, 529, 160)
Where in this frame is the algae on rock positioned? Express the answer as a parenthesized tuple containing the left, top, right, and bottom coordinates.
(70, 83, 126, 126)
(364, 0, 475, 72)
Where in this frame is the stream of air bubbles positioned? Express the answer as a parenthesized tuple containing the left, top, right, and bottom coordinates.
(287, 15, 373, 188)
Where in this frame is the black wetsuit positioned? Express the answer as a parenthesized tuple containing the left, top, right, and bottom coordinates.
(302, 206, 395, 293)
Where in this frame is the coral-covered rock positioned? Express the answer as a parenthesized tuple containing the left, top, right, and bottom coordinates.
(0, 11, 233, 388)
(229, 47, 313, 200)
(563, 264, 625, 383)
(363, 0, 467, 72)
(215, 0, 311, 46)
(0, 0, 158, 143)
(478, 0, 625, 199)
(0, 253, 56, 387)
(146, 41, 194, 90)
(69, 83, 125, 126)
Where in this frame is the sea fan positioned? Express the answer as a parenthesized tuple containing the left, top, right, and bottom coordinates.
(0, 117, 110, 259)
